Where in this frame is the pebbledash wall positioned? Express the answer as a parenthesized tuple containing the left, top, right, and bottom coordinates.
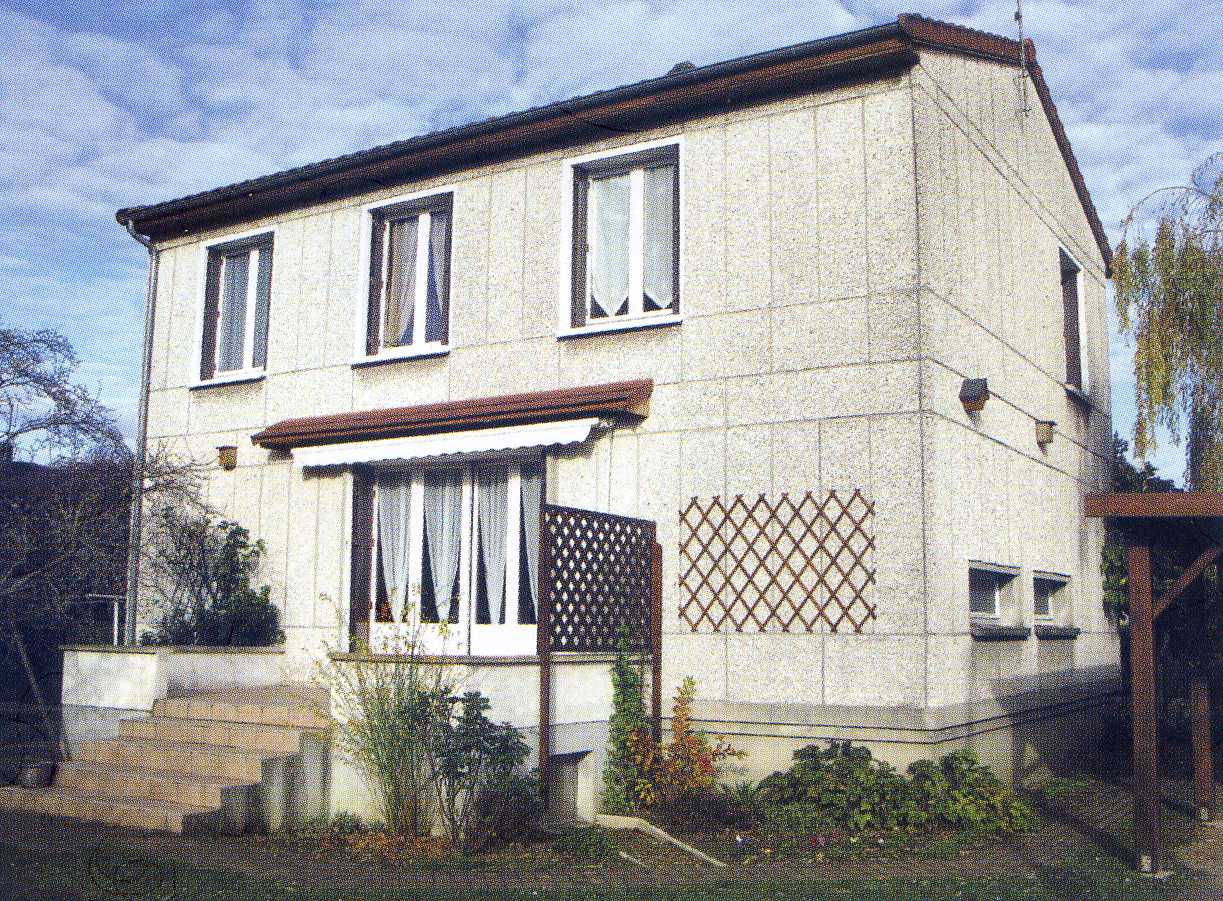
(136, 46, 1116, 789)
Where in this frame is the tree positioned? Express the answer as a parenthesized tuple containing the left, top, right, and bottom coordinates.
(0, 326, 203, 759)
(1114, 153, 1223, 489)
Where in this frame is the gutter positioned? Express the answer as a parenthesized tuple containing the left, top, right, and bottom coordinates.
(122, 221, 159, 645)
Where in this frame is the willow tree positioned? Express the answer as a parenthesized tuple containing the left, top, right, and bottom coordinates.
(1113, 153, 1223, 489)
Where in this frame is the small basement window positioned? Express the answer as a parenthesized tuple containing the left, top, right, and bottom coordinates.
(969, 565, 1016, 619)
(1033, 574, 1070, 621)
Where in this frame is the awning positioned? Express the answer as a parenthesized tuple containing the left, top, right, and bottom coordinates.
(291, 418, 601, 469)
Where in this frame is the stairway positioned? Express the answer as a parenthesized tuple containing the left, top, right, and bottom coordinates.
(0, 685, 330, 834)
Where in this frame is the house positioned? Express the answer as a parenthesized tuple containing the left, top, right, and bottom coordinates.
(4, 14, 1119, 832)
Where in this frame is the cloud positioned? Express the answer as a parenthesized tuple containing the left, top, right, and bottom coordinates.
(1, 0, 1218, 483)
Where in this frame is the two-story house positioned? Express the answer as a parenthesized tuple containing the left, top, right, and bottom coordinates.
(7, 14, 1119, 832)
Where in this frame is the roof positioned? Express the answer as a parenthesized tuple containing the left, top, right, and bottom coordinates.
(251, 379, 654, 451)
(116, 14, 1110, 268)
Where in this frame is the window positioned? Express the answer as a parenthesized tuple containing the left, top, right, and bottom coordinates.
(368, 460, 543, 655)
(968, 565, 1016, 619)
(366, 193, 452, 355)
(1033, 574, 1068, 620)
(200, 233, 273, 380)
(1060, 249, 1086, 391)
(570, 144, 679, 330)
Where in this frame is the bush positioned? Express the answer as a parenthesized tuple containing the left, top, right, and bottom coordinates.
(553, 825, 618, 862)
(479, 769, 543, 844)
(601, 633, 651, 813)
(757, 743, 1034, 843)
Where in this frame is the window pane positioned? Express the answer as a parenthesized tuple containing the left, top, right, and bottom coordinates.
(252, 245, 272, 368)
(425, 211, 449, 343)
(518, 462, 543, 624)
(423, 469, 462, 623)
(969, 569, 998, 615)
(589, 173, 631, 318)
(385, 217, 418, 347)
(642, 164, 675, 311)
(475, 466, 509, 625)
(217, 252, 250, 371)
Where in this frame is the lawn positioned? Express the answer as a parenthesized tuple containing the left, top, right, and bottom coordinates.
(0, 773, 1218, 901)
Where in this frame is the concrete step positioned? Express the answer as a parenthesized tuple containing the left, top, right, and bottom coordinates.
(118, 716, 312, 755)
(0, 784, 218, 834)
(55, 760, 256, 809)
(75, 737, 274, 783)
(153, 696, 330, 730)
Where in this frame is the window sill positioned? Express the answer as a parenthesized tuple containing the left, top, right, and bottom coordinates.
(352, 346, 450, 369)
(558, 313, 682, 340)
(1034, 624, 1081, 641)
(190, 371, 266, 391)
(1064, 384, 1094, 410)
(970, 622, 1030, 642)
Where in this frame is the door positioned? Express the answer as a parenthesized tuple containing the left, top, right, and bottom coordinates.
(367, 460, 543, 656)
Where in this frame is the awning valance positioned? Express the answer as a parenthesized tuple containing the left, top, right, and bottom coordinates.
(252, 378, 651, 451)
(291, 418, 600, 469)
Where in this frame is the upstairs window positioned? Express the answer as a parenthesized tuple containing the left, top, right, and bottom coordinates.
(570, 144, 679, 330)
(200, 233, 273, 380)
(1060, 249, 1086, 391)
(366, 193, 452, 355)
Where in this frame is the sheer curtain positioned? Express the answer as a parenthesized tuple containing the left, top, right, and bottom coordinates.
(476, 467, 509, 624)
(425, 211, 449, 343)
(642, 165, 675, 311)
(385, 217, 418, 346)
(218, 252, 250, 370)
(519, 466, 542, 622)
(589, 173, 631, 318)
(423, 470, 463, 622)
(377, 474, 412, 622)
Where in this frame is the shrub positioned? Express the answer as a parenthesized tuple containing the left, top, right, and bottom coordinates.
(601, 633, 651, 813)
(909, 749, 1036, 833)
(553, 825, 618, 862)
(479, 769, 543, 844)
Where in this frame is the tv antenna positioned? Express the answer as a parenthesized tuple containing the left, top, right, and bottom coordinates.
(1014, 0, 1033, 119)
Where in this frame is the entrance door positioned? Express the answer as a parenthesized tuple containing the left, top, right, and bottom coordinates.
(367, 460, 543, 656)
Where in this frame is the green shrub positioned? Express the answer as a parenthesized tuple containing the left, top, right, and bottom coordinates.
(913, 749, 1036, 832)
(553, 825, 618, 862)
(601, 632, 650, 813)
(479, 769, 543, 843)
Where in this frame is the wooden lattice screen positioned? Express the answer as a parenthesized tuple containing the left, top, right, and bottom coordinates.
(678, 489, 877, 633)
(540, 504, 658, 652)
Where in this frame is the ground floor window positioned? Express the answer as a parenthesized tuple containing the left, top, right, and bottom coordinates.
(369, 460, 543, 655)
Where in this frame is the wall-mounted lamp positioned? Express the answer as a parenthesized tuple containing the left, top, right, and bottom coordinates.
(1035, 420, 1056, 448)
(959, 378, 990, 413)
(217, 445, 238, 471)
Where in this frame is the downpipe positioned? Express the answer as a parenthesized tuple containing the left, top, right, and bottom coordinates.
(123, 221, 159, 645)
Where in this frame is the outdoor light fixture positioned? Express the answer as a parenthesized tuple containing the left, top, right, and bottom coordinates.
(217, 445, 237, 470)
(1035, 420, 1056, 447)
(959, 378, 990, 413)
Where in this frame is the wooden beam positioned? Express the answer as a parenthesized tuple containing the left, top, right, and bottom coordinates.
(537, 514, 553, 804)
(1085, 492, 1223, 519)
(1127, 543, 1161, 873)
(650, 541, 663, 742)
(1154, 547, 1223, 618)
(1191, 678, 1215, 823)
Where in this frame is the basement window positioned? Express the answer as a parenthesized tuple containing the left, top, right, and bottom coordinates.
(1033, 573, 1070, 621)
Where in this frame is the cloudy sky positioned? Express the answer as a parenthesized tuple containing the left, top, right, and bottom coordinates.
(2, 0, 1218, 481)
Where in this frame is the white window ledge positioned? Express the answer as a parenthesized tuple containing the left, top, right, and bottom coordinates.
(558, 313, 682, 340)
(190, 370, 266, 391)
(352, 345, 450, 368)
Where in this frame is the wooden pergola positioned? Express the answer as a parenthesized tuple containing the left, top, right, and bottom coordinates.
(1085, 492, 1223, 874)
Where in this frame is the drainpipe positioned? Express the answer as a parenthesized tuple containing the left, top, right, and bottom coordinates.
(122, 220, 159, 645)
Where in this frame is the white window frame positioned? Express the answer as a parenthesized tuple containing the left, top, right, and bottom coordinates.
(1059, 246, 1089, 394)
(558, 136, 684, 338)
(1033, 572, 1071, 622)
(193, 225, 277, 388)
(968, 562, 1019, 621)
(353, 186, 456, 366)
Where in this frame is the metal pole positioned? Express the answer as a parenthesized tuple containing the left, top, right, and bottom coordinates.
(122, 222, 159, 646)
(1191, 677, 1214, 822)
(1127, 543, 1160, 873)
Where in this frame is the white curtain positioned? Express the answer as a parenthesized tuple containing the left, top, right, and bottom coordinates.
(476, 467, 509, 624)
(377, 474, 412, 622)
(218, 251, 250, 371)
(386, 217, 418, 346)
(425, 211, 448, 343)
(642, 165, 675, 311)
(519, 465, 543, 621)
(423, 469, 463, 622)
(589, 173, 631, 318)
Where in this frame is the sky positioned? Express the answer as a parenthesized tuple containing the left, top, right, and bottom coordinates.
(1, 0, 1218, 482)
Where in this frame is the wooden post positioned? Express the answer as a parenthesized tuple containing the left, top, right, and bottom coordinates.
(537, 513, 552, 804)
(1191, 677, 1214, 823)
(1128, 543, 1160, 873)
(650, 541, 663, 742)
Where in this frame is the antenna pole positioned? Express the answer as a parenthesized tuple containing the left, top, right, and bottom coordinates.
(1014, 0, 1032, 118)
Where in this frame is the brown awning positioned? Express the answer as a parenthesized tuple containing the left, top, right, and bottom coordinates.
(251, 379, 653, 451)
(1084, 493, 1223, 519)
